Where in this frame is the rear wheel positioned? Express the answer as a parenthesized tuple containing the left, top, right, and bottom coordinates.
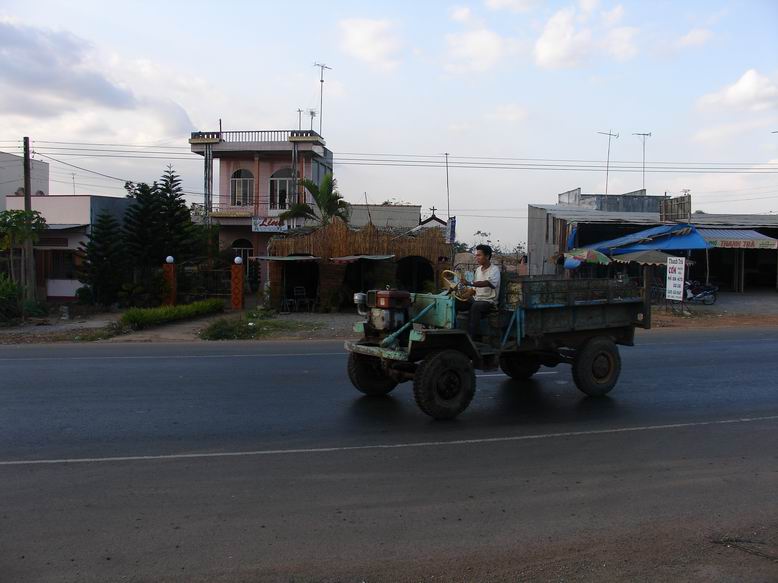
(499, 354, 541, 380)
(413, 350, 475, 420)
(347, 353, 398, 396)
(572, 337, 621, 397)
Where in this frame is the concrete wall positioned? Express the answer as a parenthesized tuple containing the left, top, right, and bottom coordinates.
(556, 188, 664, 213)
(349, 204, 421, 229)
(527, 205, 561, 275)
(6, 195, 92, 224)
(0, 152, 49, 210)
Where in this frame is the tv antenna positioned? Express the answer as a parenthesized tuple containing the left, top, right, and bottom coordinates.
(597, 130, 619, 195)
(632, 132, 652, 190)
(308, 108, 317, 131)
(314, 62, 332, 135)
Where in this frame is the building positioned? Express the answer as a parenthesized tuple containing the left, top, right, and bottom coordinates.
(348, 204, 421, 229)
(5, 194, 130, 299)
(0, 151, 49, 210)
(527, 188, 778, 291)
(189, 129, 333, 283)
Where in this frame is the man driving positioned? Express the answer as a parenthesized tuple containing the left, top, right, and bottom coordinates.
(461, 244, 500, 337)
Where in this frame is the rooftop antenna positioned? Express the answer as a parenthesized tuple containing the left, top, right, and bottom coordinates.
(297, 108, 304, 130)
(364, 192, 373, 225)
(314, 62, 332, 135)
(308, 108, 317, 131)
(597, 130, 619, 195)
(632, 132, 652, 190)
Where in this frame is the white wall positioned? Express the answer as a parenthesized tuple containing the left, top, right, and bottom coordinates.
(6, 195, 93, 224)
(0, 152, 49, 211)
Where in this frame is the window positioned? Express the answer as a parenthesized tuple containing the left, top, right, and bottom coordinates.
(269, 168, 294, 210)
(231, 239, 253, 266)
(230, 169, 254, 206)
(50, 251, 76, 279)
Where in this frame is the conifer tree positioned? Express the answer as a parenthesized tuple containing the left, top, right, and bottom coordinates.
(79, 211, 127, 305)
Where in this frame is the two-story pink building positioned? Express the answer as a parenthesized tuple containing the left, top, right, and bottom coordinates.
(189, 129, 333, 285)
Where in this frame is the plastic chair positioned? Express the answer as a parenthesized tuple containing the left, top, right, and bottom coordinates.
(293, 286, 311, 312)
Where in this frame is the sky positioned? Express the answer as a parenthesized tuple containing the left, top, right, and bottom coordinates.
(1, 0, 777, 248)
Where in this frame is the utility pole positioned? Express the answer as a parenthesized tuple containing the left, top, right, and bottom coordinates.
(633, 132, 651, 190)
(313, 62, 331, 136)
(297, 108, 303, 130)
(597, 130, 619, 195)
(22, 137, 35, 301)
(71, 173, 76, 195)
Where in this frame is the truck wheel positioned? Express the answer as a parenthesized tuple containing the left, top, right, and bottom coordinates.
(413, 350, 476, 420)
(499, 354, 540, 380)
(347, 353, 398, 396)
(572, 337, 621, 397)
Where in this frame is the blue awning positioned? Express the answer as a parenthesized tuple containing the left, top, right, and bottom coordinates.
(590, 223, 710, 255)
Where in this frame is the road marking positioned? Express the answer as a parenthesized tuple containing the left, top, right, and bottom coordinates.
(477, 372, 557, 378)
(0, 352, 345, 362)
(2, 415, 777, 467)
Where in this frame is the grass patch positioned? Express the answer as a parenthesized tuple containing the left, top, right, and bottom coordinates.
(120, 299, 224, 330)
(200, 313, 322, 341)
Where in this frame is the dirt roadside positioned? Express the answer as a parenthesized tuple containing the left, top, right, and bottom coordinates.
(0, 306, 776, 345)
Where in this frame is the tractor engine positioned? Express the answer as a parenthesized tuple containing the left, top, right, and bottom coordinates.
(354, 290, 412, 339)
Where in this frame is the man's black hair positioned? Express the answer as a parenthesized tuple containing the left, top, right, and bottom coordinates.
(475, 244, 493, 259)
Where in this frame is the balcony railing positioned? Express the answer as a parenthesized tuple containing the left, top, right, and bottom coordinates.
(189, 130, 323, 144)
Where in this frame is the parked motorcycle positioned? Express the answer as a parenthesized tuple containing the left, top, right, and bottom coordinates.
(684, 280, 718, 305)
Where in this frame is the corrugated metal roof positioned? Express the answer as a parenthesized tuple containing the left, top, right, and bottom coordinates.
(698, 228, 778, 249)
(46, 224, 89, 230)
(530, 205, 778, 228)
(330, 254, 395, 264)
(531, 205, 661, 225)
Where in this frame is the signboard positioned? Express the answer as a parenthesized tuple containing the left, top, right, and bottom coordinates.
(665, 257, 685, 301)
(705, 238, 777, 250)
(445, 216, 456, 244)
(251, 217, 289, 233)
(660, 194, 692, 223)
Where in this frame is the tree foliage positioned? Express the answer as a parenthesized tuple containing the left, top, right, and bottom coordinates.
(78, 211, 126, 306)
(0, 210, 47, 284)
(278, 173, 350, 226)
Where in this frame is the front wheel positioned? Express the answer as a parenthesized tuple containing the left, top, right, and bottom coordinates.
(499, 354, 541, 380)
(572, 337, 621, 397)
(413, 350, 476, 420)
(347, 353, 398, 396)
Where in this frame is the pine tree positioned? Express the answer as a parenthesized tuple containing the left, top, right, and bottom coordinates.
(157, 166, 206, 263)
(123, 181, 165, 280)
(79, 211, 127, 306)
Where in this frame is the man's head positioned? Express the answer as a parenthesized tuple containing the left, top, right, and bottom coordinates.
(475, 244, 492, 266)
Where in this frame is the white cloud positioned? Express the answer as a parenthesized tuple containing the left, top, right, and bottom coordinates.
(485, 103, 528, 122)
(602, 26, 638, 61)
(578, 0, 599, 16)
(692, 118, 774, 144)
(445, 28, 506, 72)
(698, 69, 778, 112)
(534, 5, 638, 69)
(677, 27, 712, 48)
(533, 8, 592, 69)
(451, 6, 473, 23)
(484, 0, 535, 12)
(601, 4, 623, 26)
(339, 18, 402, 70)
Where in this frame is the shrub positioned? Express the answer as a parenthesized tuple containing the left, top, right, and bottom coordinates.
(22, 299, 48, 317)
(0, 274, 21, 322)
(200, 314, 316, 341)
(75, 286, 95, 305)
(120, 299, 224, 330)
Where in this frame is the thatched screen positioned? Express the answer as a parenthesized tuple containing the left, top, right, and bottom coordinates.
(266, 220, 452, 310)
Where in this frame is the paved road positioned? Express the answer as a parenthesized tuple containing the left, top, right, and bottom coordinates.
(1, 328, 777, 582)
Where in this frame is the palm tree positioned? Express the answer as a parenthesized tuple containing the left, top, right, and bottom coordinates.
(278, 173, 350, 226)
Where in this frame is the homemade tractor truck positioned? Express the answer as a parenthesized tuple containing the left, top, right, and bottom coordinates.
(345, 271, 651, 420)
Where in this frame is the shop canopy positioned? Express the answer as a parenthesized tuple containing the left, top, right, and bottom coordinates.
(590, 224, 710, 255)
(330, 254, 395, 264)
(252, 255, 321, 261)
(611, 250, 694, 266)
(697, 228, 778, 250)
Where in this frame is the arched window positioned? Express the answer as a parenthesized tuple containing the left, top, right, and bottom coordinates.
(230, 169, 254, 206)
(269, 168, 294, 210)
(231, 238, 253, 266)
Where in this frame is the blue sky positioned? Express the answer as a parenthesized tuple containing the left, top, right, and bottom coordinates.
(1, 0, 777, 247)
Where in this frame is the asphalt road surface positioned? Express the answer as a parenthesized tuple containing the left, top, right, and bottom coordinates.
(1, 327, 777, 582)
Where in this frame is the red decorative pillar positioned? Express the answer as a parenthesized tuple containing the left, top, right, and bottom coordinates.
(162, 257, 176, 306)
(231, 259, 244, 310)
